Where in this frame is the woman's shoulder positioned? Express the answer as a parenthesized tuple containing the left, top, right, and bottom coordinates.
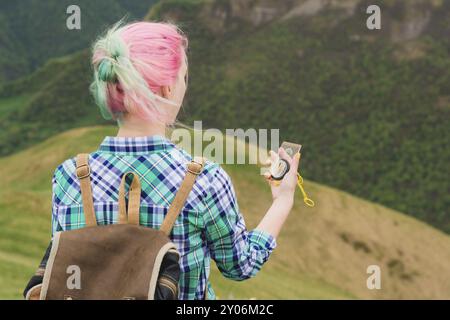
(168, 146, 235, 193)
(51, 149, 233, 191)
(52, 156, 77, 181)
(169, 146, 226, 178)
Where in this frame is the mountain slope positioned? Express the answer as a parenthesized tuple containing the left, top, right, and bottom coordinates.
(0, 126, 449, 299)
(0, 0, 158, 82)
(0, 50, 108, 156)
(148, 0, 450, 233)
(0, 0, 449, 233)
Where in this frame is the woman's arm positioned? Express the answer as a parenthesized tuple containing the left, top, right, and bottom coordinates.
(203, 148, 299, 281)
(256, 148, 300, 238)
(23, 169, 62, 299)
(203, 165, 277, 281)
(23, 241, 52, 299)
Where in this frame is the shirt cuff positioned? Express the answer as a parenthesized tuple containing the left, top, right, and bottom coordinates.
(248, 229, 277, 252)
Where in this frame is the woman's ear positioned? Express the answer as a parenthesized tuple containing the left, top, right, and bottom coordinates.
(160, 85, 171, 99)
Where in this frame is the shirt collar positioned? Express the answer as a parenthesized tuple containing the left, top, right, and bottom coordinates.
(98, 135, 175, 155)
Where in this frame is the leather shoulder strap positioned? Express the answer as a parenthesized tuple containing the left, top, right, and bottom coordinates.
(159, 157, 205, 235)
(75, 154, 97, 227)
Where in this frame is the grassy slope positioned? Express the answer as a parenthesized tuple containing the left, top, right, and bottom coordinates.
(0, 0, 448, 234)
(0, 50, 108, 156)
(1, 126, 449, 299)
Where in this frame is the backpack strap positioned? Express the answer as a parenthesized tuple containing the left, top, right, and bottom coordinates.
(118, 172, 141, 225)
(75, 154, 97, 227)
(159, 157, 205, 236)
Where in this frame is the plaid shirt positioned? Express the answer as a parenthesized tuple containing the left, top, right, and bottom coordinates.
(51, 135, 276, 300)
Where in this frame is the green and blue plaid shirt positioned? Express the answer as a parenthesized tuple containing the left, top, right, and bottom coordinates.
(51, 135, 276, 299)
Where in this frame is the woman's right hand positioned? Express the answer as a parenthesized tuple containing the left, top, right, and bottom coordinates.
(264, 147, 300, 203)
(256, 148, 301, 238)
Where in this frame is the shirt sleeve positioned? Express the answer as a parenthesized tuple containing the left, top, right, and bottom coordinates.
(203, 165, 277, 281)
(51, 167, 63, 237)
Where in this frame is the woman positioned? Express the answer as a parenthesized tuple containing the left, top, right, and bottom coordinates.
(26, 21, 300, 300)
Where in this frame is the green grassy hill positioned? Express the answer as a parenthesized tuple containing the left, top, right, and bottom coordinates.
(0, 0, 448, 234)
(1, 126, 449, 299)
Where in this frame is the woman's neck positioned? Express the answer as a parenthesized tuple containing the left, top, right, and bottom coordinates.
(116, 115, 166, 138)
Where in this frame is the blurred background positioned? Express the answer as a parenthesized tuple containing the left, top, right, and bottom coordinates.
(0, 0, 449, 299)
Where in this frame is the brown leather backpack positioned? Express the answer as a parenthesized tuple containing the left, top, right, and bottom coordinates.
(25, 153, 204, 300)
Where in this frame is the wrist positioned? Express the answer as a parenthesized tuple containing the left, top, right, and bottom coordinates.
(274, 193, 294, 208)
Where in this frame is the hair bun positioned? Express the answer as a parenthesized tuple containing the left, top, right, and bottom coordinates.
(98, 58, 117, 83)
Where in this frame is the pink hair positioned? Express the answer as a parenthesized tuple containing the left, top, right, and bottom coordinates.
(90, 21, 188, 121)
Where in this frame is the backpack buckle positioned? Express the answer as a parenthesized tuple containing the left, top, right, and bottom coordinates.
(76, 164, 91, 179)
(187, 158, 204, 175)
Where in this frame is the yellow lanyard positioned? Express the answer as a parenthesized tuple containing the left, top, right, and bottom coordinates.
(297, 173, 315, 207)
(267, 153, 314, 207)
